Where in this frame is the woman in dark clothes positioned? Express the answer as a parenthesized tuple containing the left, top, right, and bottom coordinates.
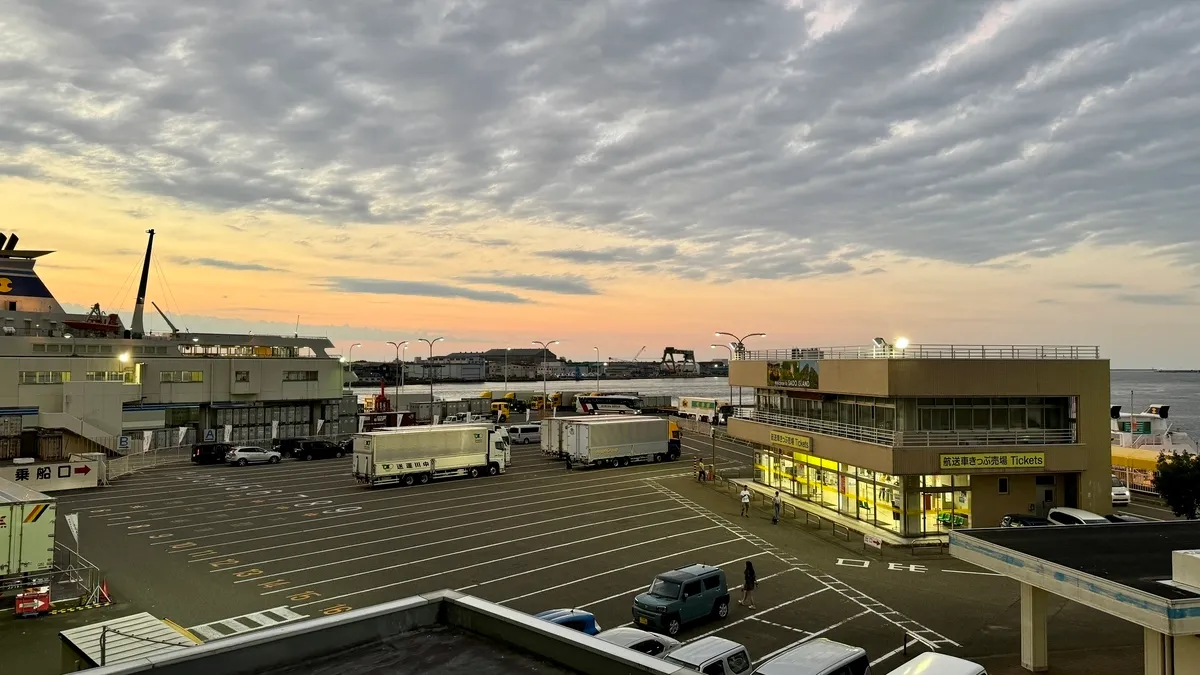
(740, 560, 757, 609)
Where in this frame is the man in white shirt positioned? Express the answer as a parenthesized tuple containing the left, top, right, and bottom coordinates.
(740, 485, 751, 517)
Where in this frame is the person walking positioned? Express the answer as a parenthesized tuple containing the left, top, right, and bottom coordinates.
(739, 560, 757, 609)
(740, 485, 751, 517)
(772, 491, 782, 524)
(698, 460, 707, 482)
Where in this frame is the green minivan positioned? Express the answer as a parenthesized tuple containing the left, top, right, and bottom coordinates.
(631, 563, 731, 636)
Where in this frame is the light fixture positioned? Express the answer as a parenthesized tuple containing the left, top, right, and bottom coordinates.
(895, 337, 910, 350)
(118, 352, 131, 363)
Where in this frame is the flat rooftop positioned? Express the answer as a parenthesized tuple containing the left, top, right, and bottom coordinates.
(265, 626, 575, 675)
(742, 343, 1100, 361)
(960, 522, 1200, 600)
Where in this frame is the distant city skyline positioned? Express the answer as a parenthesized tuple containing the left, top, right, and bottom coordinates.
(4, 1, 1199, 369)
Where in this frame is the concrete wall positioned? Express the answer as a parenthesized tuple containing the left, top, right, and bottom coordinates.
(729, 359, 889, 396)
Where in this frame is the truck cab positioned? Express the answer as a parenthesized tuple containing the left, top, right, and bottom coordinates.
(491, 401, 512, 421)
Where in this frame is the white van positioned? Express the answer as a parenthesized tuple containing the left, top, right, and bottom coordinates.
(884, 652, 986, 675)
(752, 638, 870, 675)
(664, 637, 752, 674)
(507, 424, 541, 445)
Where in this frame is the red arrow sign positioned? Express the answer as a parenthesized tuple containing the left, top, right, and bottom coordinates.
(74, 465, 91, 475)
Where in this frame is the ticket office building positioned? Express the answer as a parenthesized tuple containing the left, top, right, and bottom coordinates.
(727, 348, 1111, 538)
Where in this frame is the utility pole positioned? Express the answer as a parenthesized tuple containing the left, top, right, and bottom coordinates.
(714, 331, 766, 407)
(418, 337, 444, 406)
(386, 341, 408, 400)
(594, 346, 601, 392)
(533, 339, 559, 418)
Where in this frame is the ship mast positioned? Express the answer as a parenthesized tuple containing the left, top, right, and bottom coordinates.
(129, 229, 155, 338)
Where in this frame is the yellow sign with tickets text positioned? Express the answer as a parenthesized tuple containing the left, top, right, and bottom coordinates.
(770, 430, 812, 453)
(939, 452, 1045, 471)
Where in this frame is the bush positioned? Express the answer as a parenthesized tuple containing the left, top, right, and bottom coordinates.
(1153, 452, 1200, 519)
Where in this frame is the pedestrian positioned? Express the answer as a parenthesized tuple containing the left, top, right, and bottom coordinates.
(739, 560, 757, 609)
(740, 485, 751, 517)
(698, 460, 706, 482)
(772, 491, 782, 524)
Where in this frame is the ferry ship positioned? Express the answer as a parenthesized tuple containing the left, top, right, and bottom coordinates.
(1110, 403, 1196, 492)
(0, 229, 356, 463)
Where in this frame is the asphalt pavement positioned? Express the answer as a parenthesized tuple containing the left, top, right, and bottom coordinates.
(1, 434, 1145, 675)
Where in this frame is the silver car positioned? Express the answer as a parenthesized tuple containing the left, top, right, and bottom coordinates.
(595, 627, 680, 659)
(226, 446, 282, 466)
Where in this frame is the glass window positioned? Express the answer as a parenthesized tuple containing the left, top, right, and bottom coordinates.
(973, 408, 990, 430)
(682, 581, 701, 597)
(235, 371, 250, 383)
(702, 662, 726, 675)
(1027, 407, 1044, 429)
(703, 576, 721, 590)
(728, 652, 751, 674)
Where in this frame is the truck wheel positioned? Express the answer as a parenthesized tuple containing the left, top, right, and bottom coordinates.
(486, 464, 499, 476)
(403, 474, 416, 487)
(618, 457, 630, 467)
(653, 454, 663, 463)
(468, 467, 480, 478)
(418, 473, 430, 484)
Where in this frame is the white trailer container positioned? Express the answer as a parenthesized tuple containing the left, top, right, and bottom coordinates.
(0, 478, 55, 581)
(565, 418, 672, 469)
(542, 415, 629, 458)
(352, 424, 510, 487)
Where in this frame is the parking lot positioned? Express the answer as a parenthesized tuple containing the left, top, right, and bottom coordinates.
(45, 435, 1141, 673)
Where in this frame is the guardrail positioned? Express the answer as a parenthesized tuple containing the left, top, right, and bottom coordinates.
(739, 344, 1101, 361)
(737, 409, 1076, 448)
(734, 409, 895, 447)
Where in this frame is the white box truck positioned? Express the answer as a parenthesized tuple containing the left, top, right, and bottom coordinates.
(0, 478, 55, 582)
(565, 418, 672, 469)
(542, 415, 629, 458)
(352, 424, 510, 487)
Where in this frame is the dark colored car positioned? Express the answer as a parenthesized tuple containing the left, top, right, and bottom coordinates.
(632, 564, 730, 636)
(272, 437, 306, 457)
(534, 609, 601, 635)
(999, 514, 1051, 528)
(293, 440, 346, 461)
(192, 443, 234, 464)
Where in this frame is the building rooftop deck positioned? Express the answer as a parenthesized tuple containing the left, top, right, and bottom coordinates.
(741, 344, 1101, 361)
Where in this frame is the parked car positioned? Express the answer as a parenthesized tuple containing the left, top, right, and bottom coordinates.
(999, 514, 1050, 528)
(533, 608, 601, 635)
(226, 446, 282, 466)
(632, 563, 730, 636)
(752, 638, 869, 675)
(595, 627, 680, 659)
(191, 443, 234, 465)
(1111, 475, 1131, 507)
(293, 439, 345, 461)
(272, 437, 306, 457)
(1046, 507, 1108, 526)
(663, 637, 750, 674)
(507, 424, 541, 445)
(884, 651, 987, 675)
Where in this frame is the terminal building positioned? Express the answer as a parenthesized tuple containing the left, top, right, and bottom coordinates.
(727, 342, 1110, 538)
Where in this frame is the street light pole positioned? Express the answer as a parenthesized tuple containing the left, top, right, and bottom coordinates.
(714, 331, 766, 407)
(418, 337, 445, 406)
(594, 346, 600, 392)
(386, 341, 408, 400)
(532, 339, 559, 418)
(346, 342, 362, 390)
(504, 346, 510, 394)
(711, 344, 734, 405)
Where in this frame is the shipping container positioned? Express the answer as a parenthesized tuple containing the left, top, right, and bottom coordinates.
(352, 424, 510, 487)
(0, 416, 23, 437)
(37, 435, 66, 462)
(0, 478, 55, 580)
(541, 415, 630, 459)
(0, 437, 19, 460)
(565, 418, 675, 469)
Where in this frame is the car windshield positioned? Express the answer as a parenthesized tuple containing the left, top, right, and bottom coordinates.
(1112, 477, 1126, 487)
(649, 578, 681, 599)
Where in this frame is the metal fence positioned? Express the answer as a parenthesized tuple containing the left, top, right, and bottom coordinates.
(51, 541, 104, 607)
(734, 409, 896, 447)
(740, 344, 1101, 361)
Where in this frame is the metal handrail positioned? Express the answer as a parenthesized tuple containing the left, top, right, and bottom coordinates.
(739, 344, 1101, 361)
(737, 409, 1076, 447)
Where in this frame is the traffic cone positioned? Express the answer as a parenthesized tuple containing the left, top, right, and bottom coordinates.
(99, 580, 111, 604)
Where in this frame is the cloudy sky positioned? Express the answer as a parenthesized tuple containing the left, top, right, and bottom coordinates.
(2, 0, 1199, 366)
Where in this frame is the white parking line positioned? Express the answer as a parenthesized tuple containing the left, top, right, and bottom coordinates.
(684, 588, 830, 643)
(1119, 509, 1163, 521)
(751, 611, 871, 665)
(190, 491, 658, 562)
(498, 538, 748, 604)
(226, 502, 684, 574)
(260, 516, 711, 593)
(581, 554, 776, 612)
(290, 525, 725, 609)
(870, 643, 919, 668)
(68, 464, 355, 505)
(142, 468, 686, 535)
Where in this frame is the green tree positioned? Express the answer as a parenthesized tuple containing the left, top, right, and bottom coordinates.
(1153, 452, 1200, 519)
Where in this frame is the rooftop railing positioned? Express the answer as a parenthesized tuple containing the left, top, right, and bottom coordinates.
(739, 344, 1101, 361)
(735, 409, 1077, 448)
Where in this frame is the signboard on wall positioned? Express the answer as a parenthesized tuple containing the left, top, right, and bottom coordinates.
(769, 430, 812, 453)
(0, 460, 100, 491)
(938, 452, 1045, 471)
(767, 360, 820, 389)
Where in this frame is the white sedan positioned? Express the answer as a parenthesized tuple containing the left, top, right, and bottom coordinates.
(1111, 476, 1131, 507)
(226, 446, 282, 466)
(595, 627, 681, 659)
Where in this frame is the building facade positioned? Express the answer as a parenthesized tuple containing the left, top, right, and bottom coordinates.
(727, 343, 1109, 538)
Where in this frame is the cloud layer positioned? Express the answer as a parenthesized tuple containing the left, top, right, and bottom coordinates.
(2, 0, 1199, 284)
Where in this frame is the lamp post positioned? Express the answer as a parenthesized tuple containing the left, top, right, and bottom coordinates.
(711, 344, 734, 405)
(504, 346, 510, 394)
(593, 346, 601, 392)
(386, 341, 408, 400)
(532, 339, 559, 418)
(714, 332, 765, 407)
(345, 342, 362, 391)
(418, 337, 444, 405)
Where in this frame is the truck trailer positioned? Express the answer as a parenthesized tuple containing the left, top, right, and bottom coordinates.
(352, 424, 510, 487)
(0, 478, 56, 587)
(542, 415, 629, 459)
(565, 418, 675, 469)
